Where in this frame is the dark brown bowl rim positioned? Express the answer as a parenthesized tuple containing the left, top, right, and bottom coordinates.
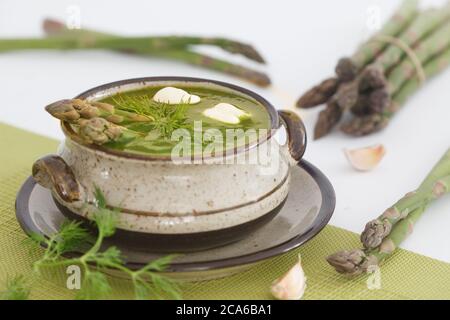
(62, 76, 280, 161)
(15, 160, 335, 273)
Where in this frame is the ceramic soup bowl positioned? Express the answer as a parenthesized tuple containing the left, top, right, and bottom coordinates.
(32, 77, 307, 252)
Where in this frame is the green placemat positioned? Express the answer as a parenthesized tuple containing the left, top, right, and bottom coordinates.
(1, 122, 450, 300)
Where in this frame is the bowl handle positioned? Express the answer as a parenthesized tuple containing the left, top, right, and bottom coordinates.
(278, 110, 307, 163)
(32, 155, 81, 203)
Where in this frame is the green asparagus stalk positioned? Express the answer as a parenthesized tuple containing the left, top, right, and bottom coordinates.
(146, 49, 271, 87)
(335, 0, 419, 81)
(39, 19, 270, 87)
(77, 118, 125, 145)
(0, 32, 262, 62)
(341, 44, 450, 135)
(45, 99, 149, 145)
(42, 19, 265, 63)
(327, 206, 426, 276)
(361, 149, 450, 249)
(388, 19, 450, 94)
(374, 6, 450, 73)
(327, 149, 450, 276)
(45, 99, 152, 124)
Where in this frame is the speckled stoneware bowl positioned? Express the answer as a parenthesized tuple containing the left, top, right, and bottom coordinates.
(17, 161, 335, 281)
(31, 77, 307, 252)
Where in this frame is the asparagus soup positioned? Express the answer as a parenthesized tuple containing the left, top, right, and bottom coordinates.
(67, 84, 273, 157)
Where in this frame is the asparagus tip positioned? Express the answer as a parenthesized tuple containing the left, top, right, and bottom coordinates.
(340, 114, 388, 136)
(360, 219, 392, 250)
(45, 99, 81, 122)
(296, 77, 339, 109)
(335, 80, 359, 110)
(236, 43, 266, 64)
(79, 117, 123, 145)
(360, 65, 386, 90)
(368, 88, 390, 114)
(326, 249, 368, 276)
(313, 99, 342, 139)
(335, 57, 357, 82)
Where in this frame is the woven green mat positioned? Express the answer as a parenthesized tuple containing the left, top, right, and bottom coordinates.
(1, 122, 450, 300)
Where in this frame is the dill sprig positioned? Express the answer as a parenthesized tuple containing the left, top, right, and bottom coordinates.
(26, 187, 181, 300)
(112, 94, 191, 139)
(0, 275, 31, 300)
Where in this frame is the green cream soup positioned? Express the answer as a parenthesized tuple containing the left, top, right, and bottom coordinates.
(97, 84, 272, 156)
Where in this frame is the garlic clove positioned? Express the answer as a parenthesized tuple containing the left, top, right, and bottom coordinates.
(153, 87, 201, 105)
(203, 107, 240, 124)
(344, 144, 386, 172)
(270, 255, 307, 300)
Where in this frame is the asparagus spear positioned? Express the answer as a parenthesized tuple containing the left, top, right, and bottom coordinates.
(373, 7, 450, 74)
(388, 19, 450, 94)
(146, 49, 270, 87)
(296, 78, 339, 108)
(46, 98, 153, 145)
(42, 19, 265, 63)
(361, 148, 450, 249)
(341, 43, 450, 135)
(327, 149, 450, 276)
(0, 29, 263, 62)
(314, 98, 342, 139)
(45, 19, 270, 87)
(78, 117, 125, 145)
(45, 99, 152, 124)
(327, 206, 426, 276)
(0, 19, 270, 87)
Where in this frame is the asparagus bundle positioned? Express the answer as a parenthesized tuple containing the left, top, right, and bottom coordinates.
(327, 148, 450, 276)
(334, 0, 420, 82)
(338, 7, 450, 113)
(297, 0, 450, 139)
(297, 0, 419, 109)
(340, 16, 450, 119)
(0, 19, 270, 87)
(341, 44, 450, 135)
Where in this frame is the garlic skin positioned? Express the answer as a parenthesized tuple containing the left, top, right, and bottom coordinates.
(202, 103, 250, 124)
(153, 87, 201, 105)
(270, 255, 307, 300)
(344, 144, 386, 172)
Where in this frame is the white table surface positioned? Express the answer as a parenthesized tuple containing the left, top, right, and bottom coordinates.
(1, 0, 450, 262)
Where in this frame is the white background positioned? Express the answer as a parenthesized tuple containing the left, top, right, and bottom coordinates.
(1, 0, 449, 262)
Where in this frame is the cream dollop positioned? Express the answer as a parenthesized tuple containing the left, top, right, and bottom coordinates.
(202, 103, 250, 124)
(153, 87, 201, 105)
